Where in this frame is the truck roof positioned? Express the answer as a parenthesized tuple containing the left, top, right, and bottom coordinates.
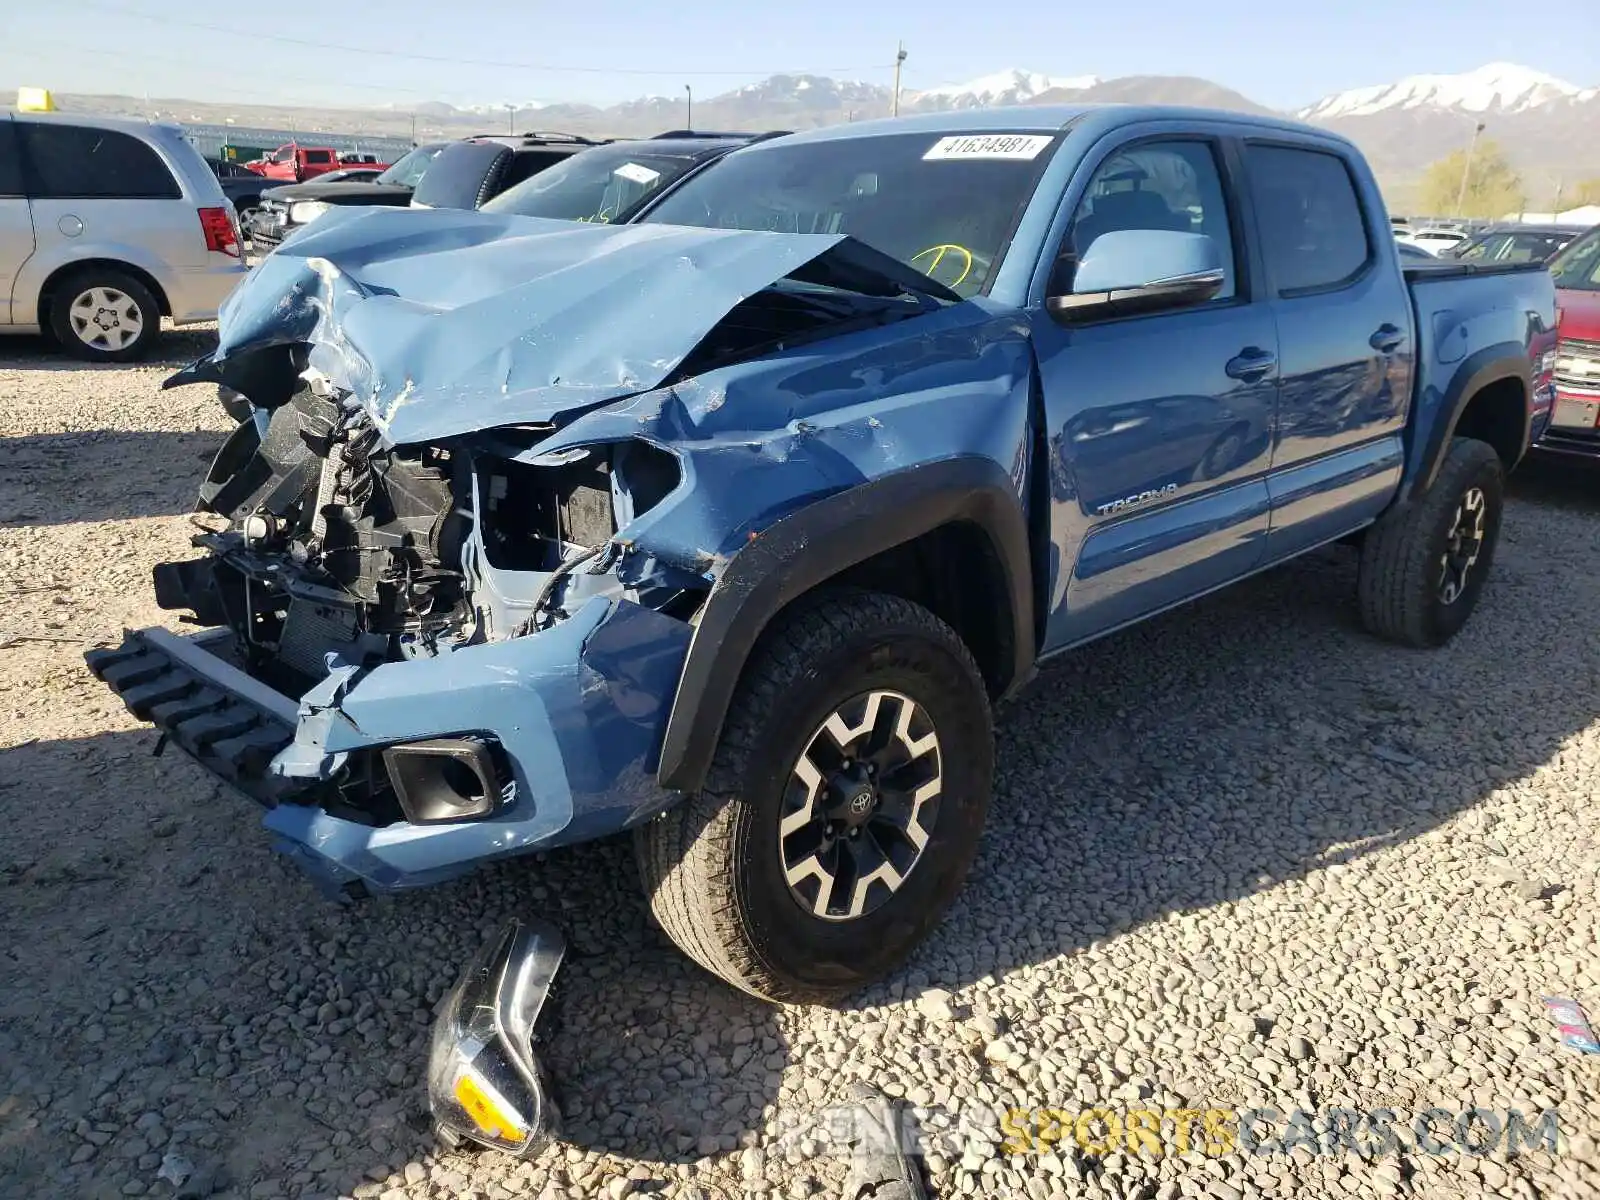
(775, 103, 1352, 149)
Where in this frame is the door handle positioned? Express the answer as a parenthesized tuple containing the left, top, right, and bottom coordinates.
(1225, 347, 1277, 381)
(1369, 324, 1406, 353)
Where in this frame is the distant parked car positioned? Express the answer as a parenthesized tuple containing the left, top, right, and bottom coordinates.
(478, 131, 786, 222)
(1396, 241, 1437, 261)
(1445, 223, 1588, 265)
(0, 112, 246, 361)
(243, 143, 393, 183)
(1536, 225, 1600, 458)
(246, 142, 451, 253)
(211, 158, 390, 228)
(1399, 226, 1470, 255)
(405, 132, 607, 211)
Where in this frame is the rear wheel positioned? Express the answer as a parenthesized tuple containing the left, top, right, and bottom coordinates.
(49, 269, 160, 363)
(1358, 436, 1505, 647)
(636, 590, 993, 1004)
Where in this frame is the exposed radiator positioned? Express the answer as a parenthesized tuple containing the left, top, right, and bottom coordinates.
(277, 599, 361, 678)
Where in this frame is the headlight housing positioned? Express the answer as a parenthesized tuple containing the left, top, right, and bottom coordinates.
(427, 919, 565, 1156)
(289, 200, 331, 225)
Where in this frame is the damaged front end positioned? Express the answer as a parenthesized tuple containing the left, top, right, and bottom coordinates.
(89, 376, 698, 894)
(88, 207, 1028, 896)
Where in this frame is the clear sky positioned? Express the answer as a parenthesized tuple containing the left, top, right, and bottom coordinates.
(7, 0, 1597, 112)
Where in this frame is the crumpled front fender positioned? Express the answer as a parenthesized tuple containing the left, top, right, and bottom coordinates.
(263, 595, 690, 891)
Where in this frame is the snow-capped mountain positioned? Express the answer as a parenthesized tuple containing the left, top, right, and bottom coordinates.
(912, 69, 1098, 109)
(1299, 62, 1589, 120)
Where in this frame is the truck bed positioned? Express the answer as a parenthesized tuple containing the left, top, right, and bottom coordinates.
(1401, 257, 1558, 494)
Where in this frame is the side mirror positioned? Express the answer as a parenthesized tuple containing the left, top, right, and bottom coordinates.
(1048, 229, 1226, 322)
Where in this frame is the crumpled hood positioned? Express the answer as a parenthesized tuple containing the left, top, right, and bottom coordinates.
(172, 205, 948, 445)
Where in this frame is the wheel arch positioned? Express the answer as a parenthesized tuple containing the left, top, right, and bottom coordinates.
(38, 257, 172, 329)
(1400, 346, 1530, 505)
(655, 456, 1035, 794)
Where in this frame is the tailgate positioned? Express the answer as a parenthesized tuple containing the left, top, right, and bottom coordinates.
(85, 627, 308, 806)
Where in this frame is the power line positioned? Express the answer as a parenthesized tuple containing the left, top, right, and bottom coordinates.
(76, 0, 893, 77)
(12, 36, 467, 100)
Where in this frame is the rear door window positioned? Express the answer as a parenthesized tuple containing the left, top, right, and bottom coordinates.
(305, 150, 333, 165)
(0, 121, 22, 197)
(1245, 145, 1371, 294)
(19, 123, 182, 199)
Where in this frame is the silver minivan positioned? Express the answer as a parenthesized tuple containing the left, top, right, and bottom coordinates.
(0, 112, 247, 361)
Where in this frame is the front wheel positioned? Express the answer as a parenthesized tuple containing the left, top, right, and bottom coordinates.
(1358, 436, 1505, 647)
(636, 590, 993, 1004)
(48, 269, 161, 363)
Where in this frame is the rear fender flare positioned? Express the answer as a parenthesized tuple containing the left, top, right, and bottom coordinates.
(1399, 344, 1530, 506)
(655, 456, 1035, 794)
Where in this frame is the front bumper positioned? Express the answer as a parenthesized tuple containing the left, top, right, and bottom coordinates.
(87, 596, 691, 895)
(244, 208, 289, 252)
(1534, 387, 1600, 459)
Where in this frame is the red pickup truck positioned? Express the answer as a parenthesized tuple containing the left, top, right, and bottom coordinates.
(1538, 224, 1600, 458)
(245, 144, 391, 183)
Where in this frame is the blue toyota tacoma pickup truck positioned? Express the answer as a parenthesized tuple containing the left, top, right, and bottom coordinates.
(90, 106, 1557, 1008)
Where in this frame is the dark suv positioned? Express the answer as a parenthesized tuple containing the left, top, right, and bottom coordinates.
(471, 131, 786, 221)
(406, 132, 608, 211)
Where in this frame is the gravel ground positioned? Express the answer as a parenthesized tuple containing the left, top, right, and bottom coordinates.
(2, 325, 1599, 1200)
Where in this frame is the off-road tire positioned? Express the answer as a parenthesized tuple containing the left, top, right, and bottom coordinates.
(1358, 436, 1505, 647)
(48, 267, 161, 363)
(636, 589, 993, 1004)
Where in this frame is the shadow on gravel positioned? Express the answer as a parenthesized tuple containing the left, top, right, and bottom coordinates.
(1507, 452, 1600, 513)
(878, 494, 1600, 1009)
(3, 475, 1595, 1197)
(1, 430, 226, 527)
(0, 328, 217, 371)
(0, 726, 784, 1200)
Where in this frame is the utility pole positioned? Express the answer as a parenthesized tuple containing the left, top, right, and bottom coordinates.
(1454, 121, 1485, 218)
(1553, 176, 1564, 218)
(410, 113, 417, 145)
(684, 84, 692, 130)
(891, 42, 907, 117)
(506, 104, 516, 135)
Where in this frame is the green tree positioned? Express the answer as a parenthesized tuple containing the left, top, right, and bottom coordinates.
(1417, 139, 1525, 218)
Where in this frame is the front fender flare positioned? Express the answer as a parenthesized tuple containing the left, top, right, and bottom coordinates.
(655, 455, 1035, 794)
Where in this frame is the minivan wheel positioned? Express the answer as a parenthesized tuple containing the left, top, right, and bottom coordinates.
(636, 589, 993, 1004)
(50, 269, 160, 363)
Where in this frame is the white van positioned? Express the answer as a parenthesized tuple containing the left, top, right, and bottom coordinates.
(0, 112, 247, 361)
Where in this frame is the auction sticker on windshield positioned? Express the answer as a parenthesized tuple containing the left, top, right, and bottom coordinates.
(613, 162, 662, 185)
(924, 134, 1054, 161)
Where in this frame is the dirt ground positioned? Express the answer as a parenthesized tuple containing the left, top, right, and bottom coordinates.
(2, 325, 1599, 1200)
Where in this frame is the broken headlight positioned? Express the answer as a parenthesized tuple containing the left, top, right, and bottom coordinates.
(427, 919, 565, 1156)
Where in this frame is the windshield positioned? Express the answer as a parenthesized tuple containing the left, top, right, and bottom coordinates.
(640, 131, 1060, 297)
(377, 144, 446, 188)
(1550, 227, 1600, 291)
(1457, 230, 1576, 263)
(483, 145, 700, 222)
